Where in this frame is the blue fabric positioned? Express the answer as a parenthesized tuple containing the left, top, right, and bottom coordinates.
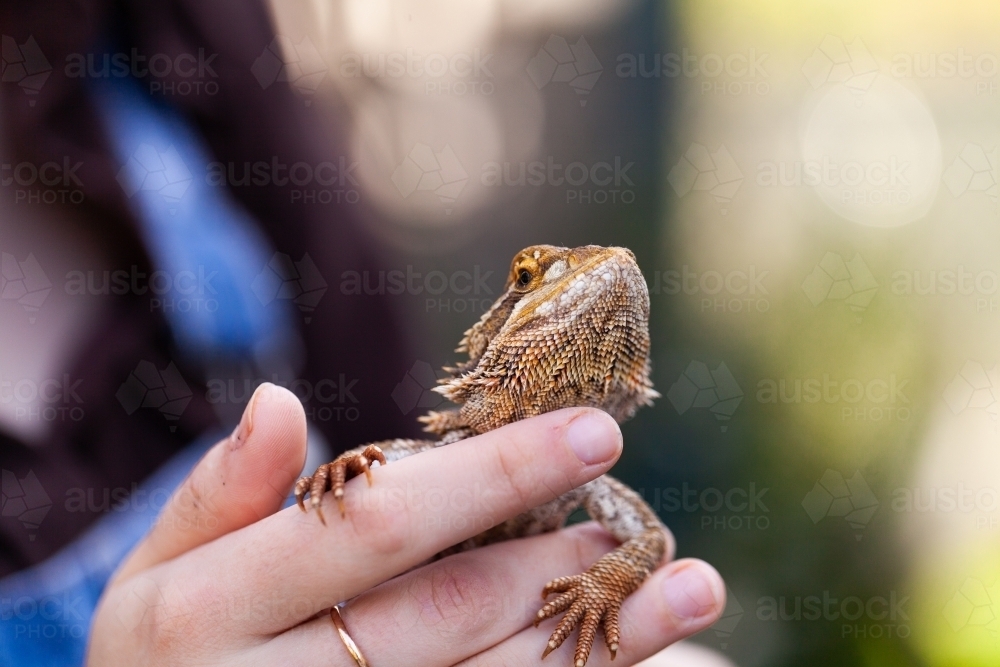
(89, 74, 296, 364)
(0, 73, 297, 665)
(0, 434, 217, 667)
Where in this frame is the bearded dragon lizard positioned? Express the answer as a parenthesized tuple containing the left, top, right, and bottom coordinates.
(295, 245, 667, 667)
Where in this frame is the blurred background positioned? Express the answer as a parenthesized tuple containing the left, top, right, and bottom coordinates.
(2, 0, 1000, 665)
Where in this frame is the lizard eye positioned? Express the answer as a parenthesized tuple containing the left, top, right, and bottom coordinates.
(515, 268, 533, 289)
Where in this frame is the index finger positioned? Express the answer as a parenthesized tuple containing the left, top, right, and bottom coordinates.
(180, 407, 623, 635)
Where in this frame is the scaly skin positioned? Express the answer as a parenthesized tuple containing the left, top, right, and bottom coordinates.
(296, 245, 667, 666)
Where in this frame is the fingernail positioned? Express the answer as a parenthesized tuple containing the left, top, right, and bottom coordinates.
(565, 411, 621, 465)
(662, 565, 722, 623)
(231, 382, 271, 449)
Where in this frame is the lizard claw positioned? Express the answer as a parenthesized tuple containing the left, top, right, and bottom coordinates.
(294, 445, 386, 522)
(535, 560, 639, 666)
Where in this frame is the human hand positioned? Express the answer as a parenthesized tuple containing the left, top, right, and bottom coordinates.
(87, 383, 726, 666)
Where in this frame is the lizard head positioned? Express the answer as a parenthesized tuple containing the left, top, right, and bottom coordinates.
(422, 245, 659, 436)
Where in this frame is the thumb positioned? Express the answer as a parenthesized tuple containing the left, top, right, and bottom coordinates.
(114, 382, 306, 582)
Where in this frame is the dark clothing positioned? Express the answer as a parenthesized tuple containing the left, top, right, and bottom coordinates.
(0, 0, 415, 576)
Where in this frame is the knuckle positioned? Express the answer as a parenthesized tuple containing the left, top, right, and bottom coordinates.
(344, 492, 410, 556)
(144, 602, 190, 655)
(117, 575, 216, 658)
(408, 559, 506, 640)
(490, 439, 539, 512)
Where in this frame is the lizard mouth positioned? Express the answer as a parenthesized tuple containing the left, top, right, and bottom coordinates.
(565, 246, 638, 279)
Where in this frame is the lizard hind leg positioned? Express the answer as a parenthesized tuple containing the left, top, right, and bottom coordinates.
(602, 605, 620, 658)
(535, 590, 577, 625)
(540, 598, 587, 661)
(535, 476, 668, 666)
(535, 556, 634, 667)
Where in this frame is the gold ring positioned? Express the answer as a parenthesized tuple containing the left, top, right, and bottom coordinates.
(331, 605, 370, 667)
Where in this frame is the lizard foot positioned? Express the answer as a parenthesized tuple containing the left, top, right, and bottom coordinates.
(294, 445, 386, 524)
(535, 551, 650, 667)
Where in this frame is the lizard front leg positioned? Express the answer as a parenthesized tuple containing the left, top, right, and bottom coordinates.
(294, 438, 437, 523)
(535, 475, 667, 667)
